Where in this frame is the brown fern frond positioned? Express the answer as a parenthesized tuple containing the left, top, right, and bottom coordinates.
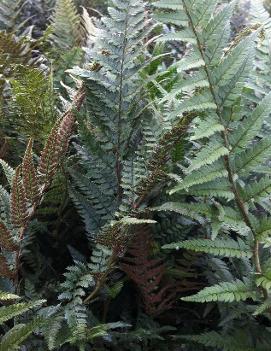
(0, 255, 15, 279)
(134, 114, 194, 207)
(38, 87, 85, 186)
(22, 139, 40, 205)
(37, 120, 61, 185)
(0, 221, 18, 252)
(121, 227, 176, 316)
(57, 109, 76, 157)
(10, 166, 28, 228)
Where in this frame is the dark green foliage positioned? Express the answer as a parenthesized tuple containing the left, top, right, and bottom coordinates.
(1, 0, 271, 350)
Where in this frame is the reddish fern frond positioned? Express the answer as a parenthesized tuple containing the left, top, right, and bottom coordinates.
(121, 227, 176, 316)
(0, 221, 18, 252)
(37, 121, 62, 185)
(0, 255, 15, 279)
(0, 88, 86, 284)
(10, 166, 28, 228)
(22, 139, 40, 205)
(38, 87, 85, 186)
(57, 111, 76, 158)
(37, 114, 74, 185)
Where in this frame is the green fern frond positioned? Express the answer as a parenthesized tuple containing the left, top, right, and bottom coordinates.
(0, 159, 15, 186)
(170, 160, 227, 193)
(0, 300, 46, 325)
(233, 139, 271, 175)
(254, 297, 271, 315)
(157, 28, 197, 44)
(89, 244, 113, 274)
(151, 201, 215, 223)
(230, 92, 271, 150)
(217, 206, 250, 236)
(241, 176, 271, 203)
(153, 0, 183, 10)
(163, 239, 252, 259)
(190, 114, 224, 141)
(214, 32, 256, 107)
(203, 1, 235, 65)
(182, 279, 257, 303)
(0, 318, 45, 351)
(0, 291, 20, 301)
(253, 216, 271, 241)
(186, 140, 229, 174)
(50, 0, 82, 50)
(170, 92, 216, 119)
(256, 273, 271, 290)
(10, 66, 56, 143)
(120, 217, 156, 225)
(179, 331, 255, 351)
(177, 178, 234, 200)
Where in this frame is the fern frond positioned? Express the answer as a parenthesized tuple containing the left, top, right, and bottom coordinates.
(0, 159, 15, 187)
(153, 0, 183, 10)
(0, 291, 20, 301)
(230, 92, 271, 150)
(10, 166, 28, 228)
(22, 139, 40, 205)
(0, 300, 45, 325)
(203, 1, 235, 65)
(180, 331, 255, 351)
(232, 139, 271, 175)
(10, 66, 56, 143)
(256, 273, 271, 290)
(241, 176, 271, 203)
(190, 114, 224, 141)
(170, 160, 227, 193)
(38, 88, 85, 186)
(163, 239, 252, 259)
(253, 216, 271, 241)
(214, 32, 256, 107)
(151, 201, 215, 222)
(50, 0, 82, 50)
(254, 297, 271, 315)
(186, 140, 229, 174)
(89, 244, 113, 274)
(0, 318, 45, 351)
(182, 279, 257, 303)
(121, 228, 176, 316)
(178, 179, 234, 200)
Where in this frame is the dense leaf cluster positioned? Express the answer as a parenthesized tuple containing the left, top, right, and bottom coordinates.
(1, 0, 271, 350)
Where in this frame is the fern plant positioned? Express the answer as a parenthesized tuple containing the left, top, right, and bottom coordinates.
(150, 0, 271, 346)
(2, 0, 271, 350)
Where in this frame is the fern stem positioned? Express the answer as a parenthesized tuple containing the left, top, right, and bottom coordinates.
(84, 255, 116, 304)
(115, 3, 130, 202)
(181, 0, 268, 299)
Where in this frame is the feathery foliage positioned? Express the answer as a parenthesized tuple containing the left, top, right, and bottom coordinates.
(1, 0, 271, 350)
